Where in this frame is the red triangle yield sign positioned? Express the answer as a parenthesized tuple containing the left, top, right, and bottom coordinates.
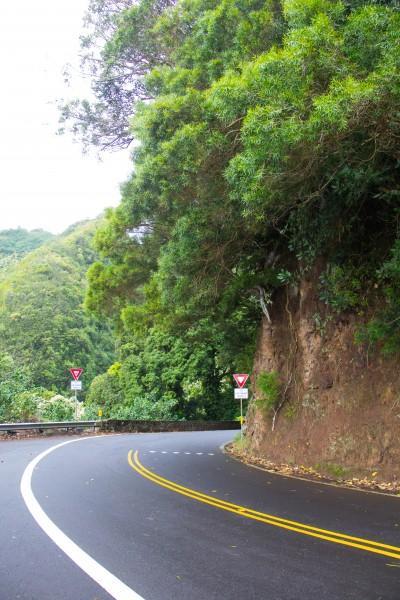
(233, 373, 249, 388)
(69, 368, 83, 381)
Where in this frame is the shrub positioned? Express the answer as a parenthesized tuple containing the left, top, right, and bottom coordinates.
(38, 394, 75, 421)
(8, 391, 40, 422)
(255, 371, 281, 412)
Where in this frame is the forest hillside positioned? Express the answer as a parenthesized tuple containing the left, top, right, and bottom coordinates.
(0, 221, 115, 422)
(0, 228, 54, 277)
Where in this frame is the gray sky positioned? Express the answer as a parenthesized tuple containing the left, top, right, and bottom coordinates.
(0, 0, 131, 234)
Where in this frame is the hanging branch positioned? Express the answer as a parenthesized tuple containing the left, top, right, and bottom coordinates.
(254, 285, 272, 323)
(270, 286, 298, 431)
(271, 372, 293, 432)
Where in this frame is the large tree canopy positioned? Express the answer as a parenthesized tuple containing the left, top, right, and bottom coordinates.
(65, 0, 400, 417)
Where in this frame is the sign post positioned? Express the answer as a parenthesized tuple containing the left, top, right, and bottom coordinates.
(69, 368, 83, 419)
(233, 374, 249, 439)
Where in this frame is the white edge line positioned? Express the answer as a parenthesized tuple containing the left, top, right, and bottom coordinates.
(20, 436, 145, 600)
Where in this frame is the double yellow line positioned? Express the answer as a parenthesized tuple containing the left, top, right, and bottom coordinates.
(128, 450, 400, 560)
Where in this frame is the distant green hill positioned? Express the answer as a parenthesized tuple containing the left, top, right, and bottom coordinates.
(0, 228, 55, 279)
(0, 220, 115, 397)
(0, 228, 54, 257)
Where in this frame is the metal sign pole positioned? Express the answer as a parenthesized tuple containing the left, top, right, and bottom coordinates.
(70, 368, 83, 420)
(234, 380, 249, 440)
(240, 397, 243, 440)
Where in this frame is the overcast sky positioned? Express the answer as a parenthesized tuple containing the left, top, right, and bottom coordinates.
(0, 0, 132, 234)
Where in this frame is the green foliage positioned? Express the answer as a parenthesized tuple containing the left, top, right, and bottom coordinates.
(256, 371, 281, 412)
(8, 391, 42, 422)
(38, 394, 75, 421)
(319, 265, 366, 312)
(283, 403, 297, 420)
(85, 368, 124, 416)
(0, 353, 31, 422)
(0, 221, 115, 400)
(356, 239, 400, 353)
(232, 432, 250, 453)
(6, 390, 75, 422)
(85, 326, 238, 420)
(283, 0, 345, 28)
(0, 362, 76, 423)
(0, 228, 53, 258)
(315, 461, 349, 479)
(56, 0, 400, 421)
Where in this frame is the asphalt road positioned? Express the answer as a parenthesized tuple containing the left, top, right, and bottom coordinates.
(1, 431, 399, 600)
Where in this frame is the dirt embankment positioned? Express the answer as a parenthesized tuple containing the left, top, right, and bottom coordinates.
(246, 268, 400, 485)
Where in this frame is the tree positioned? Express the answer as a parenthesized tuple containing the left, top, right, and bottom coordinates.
(74, 0, 400, 418)
(85, 324, 239, 420)
(59, 0, 176, 150)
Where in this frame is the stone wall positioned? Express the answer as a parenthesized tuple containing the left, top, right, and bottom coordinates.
(100, 420, 240, 433)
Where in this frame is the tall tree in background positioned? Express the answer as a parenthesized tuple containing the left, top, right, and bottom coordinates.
(59, 0, 176, 150)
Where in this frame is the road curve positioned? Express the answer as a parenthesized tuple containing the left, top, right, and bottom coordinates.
(1, 430, 399, 599)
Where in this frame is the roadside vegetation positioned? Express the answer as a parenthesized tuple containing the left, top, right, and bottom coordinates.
(0, 223, 114, 422)
(1, 0, 399, 424)
(68, 0, 399, 419)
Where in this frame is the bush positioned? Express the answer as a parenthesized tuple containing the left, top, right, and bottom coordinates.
(109, 395, 179, 421)
(356, 239, 400, 354)
(8, 391, 40, 422)
(319, 265, 365, 312)
(255, 371, 281, 412)
(38, 394, 75, 421)
(84, 368, 124, 418)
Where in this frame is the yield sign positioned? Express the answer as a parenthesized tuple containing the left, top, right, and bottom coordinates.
(69, 368, 83, 381)
(233, 373, 249, 388)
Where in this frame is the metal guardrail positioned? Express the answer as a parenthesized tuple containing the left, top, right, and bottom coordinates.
(0, 420, 100, 433)
(0, 419, 240, 435)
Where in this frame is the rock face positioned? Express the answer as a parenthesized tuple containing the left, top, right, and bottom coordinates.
(247, 269, 400, 481)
